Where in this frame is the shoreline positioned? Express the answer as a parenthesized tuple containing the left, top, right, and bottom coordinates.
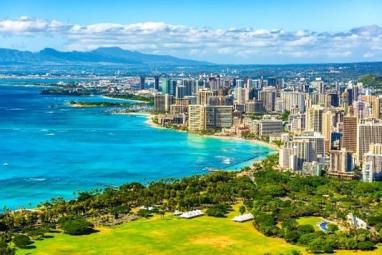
(101, 95, 147, 103)
(144, 114, 279, 151)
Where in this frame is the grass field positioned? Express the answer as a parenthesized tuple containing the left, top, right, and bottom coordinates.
(17, 208, 305, 255)
(296, 216, 323, 231)
(16, 211, 382, 255)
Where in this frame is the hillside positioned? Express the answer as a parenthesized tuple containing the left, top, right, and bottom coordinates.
(0, 47, 210, 66)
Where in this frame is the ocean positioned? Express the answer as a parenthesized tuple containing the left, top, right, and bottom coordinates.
(0, 79, 273, 209)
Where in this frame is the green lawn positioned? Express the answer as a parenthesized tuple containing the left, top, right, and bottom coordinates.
(16, 212, 382, 255)
(17, 209, 305, 255)
(296, 216, 323, 231)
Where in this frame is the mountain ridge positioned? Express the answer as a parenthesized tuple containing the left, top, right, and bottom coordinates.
(0, 47, 211, 66)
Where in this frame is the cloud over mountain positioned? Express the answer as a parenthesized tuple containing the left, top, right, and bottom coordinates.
(0, 16, 381, 64)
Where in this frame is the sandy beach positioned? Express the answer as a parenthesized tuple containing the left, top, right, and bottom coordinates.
(144, 114, 279, 151)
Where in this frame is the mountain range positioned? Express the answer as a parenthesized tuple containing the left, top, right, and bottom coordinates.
(0, 47, 210, 66)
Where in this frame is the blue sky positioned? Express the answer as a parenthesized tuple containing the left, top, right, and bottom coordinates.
(0, 0, 382, 64)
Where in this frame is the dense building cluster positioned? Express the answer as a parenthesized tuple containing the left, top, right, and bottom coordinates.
(149, 74, 382, 182)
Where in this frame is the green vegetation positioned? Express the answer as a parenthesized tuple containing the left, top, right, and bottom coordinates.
(17, 211, 306, 255)
(1, 155, 382, 254)
(206, 204, 231, 217)
(106, 93, 154, 104)
(272, 140, 284, 147)
(0, 240, 15, 255)
(241, 132, 258, 139)
(13, 235, 33, 249)
(58, 216, 94, 235)
(197, 128, 221, 135)
(70, 101, 133, 107)
(296, 217, 322, 231)
(164, 124, 188, 131)
(359, 74, 382, 90)
(241, 131, 270, 143)
(246, 113, 265, 120)
(41, 87, 96, 96)
(280, 110, 290, 121)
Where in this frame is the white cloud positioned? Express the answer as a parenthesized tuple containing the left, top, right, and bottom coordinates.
(0, 16, 382, 63)
(0, 16, 69, 34)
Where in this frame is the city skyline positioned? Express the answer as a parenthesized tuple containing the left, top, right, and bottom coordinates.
(0, 0, 382, 64)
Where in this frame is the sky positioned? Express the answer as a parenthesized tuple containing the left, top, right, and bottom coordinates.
(0, 0, 382, 64)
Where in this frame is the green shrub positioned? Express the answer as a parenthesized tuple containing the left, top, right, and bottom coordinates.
(357, 241, 375, 250)
(137, 209, 152, 218)
(59, 216, 94, 235)
(206, 204, 230, 217)
(13, 234, 32, 249)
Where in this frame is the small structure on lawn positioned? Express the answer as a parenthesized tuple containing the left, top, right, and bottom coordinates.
(179, 210, 203, 219)
(232, 213, 254, 222)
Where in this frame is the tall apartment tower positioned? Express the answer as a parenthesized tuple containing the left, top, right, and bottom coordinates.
(260, 86, 276, 112)
(153, 94, 174, 113)
(197, 89, 213, 106)
(322, 110, 334, 153)
(188, 105, 205, 131)
(311, 77, 325, 94)
(329, 148, 354, 174)
(305, 105, 324, 133)
(342, 115, 357, 153)
(140, 76, 145, 90)
(235, 87, 249, 105)
(373, 96, 382, 119)
(357, 121, 382, 163)
(154, 76, 160, 91)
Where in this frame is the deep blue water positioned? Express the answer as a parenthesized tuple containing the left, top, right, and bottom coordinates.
(0, 79, 273, 209)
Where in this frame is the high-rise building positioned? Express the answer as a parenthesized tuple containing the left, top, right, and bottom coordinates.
(281, 137, 319, 171)
(326, 93, 340, 107)
(289, 113, 306, 135)
(159, 79, 170, 94)
(293, 131, 325, 160)
(342, 115, 357, 153)
(322, 110, 334, 153)
(205, 106, 233, 129)
(353, 100, 371, 119)
(245, 101, 265, 114)
(154, 76, 160, 91)
(170, 104, 187, 115)
(305, 105, 324, 132)
(175, 85, 186, 99)
(260, 86, 276, 112)
(259, 119, 283, 136)
(357, 120, 382, 163)
(208, 96, 233, 106)
(197, 89, 213, 106)
(362, 143, 382, 182)
(311, 77, 325, 94)
(153, 94, 174, 113)
(329, 148, 354, 175)
(373, 96, 382, 119)
(235, 87, 249, 105)
(140, 76, 145, 90)
(208, 77, 221, 91)
(280, 90, 305, 112)
(188, 105, 233, 131)
(188, 105, 205, 131)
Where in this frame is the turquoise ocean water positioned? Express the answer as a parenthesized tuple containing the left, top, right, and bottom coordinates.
(0, 79, 273, 209)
